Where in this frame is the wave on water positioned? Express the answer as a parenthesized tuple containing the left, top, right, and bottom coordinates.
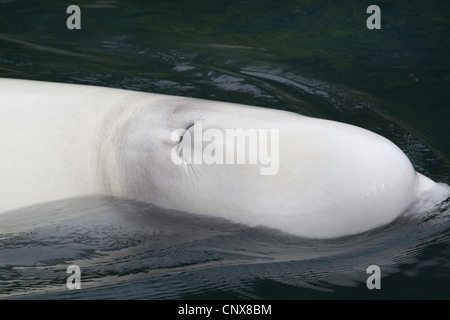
(0, 183, 449, 300)
(0, 62, 449, 299)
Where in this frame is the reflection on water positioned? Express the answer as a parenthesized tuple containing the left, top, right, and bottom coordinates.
(0, 194, 449, 299)
(0, 0, 449, 299)
(0, 33, 94, 59)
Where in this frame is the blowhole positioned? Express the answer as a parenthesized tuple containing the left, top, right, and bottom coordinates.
(179, 122, 195, 144)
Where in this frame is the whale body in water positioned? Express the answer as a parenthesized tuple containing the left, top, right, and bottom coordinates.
(0, 78, 448, 238)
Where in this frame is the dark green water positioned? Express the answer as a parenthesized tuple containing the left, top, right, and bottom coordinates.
(0, 0, 449, 299)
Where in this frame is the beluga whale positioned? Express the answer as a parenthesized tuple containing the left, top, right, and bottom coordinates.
(0, 78, 448, 238)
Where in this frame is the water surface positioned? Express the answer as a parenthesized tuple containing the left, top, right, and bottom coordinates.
(0, 0, 449, 299)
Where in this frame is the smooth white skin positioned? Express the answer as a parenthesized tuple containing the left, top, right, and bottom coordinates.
(0, 78, 438, 238)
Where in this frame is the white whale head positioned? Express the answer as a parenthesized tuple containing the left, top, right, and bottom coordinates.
(101, 96, 424, 238)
